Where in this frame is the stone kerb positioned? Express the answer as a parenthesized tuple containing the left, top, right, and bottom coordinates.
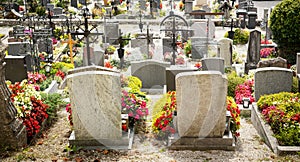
(66, 69, 130, 149)
(131, 60, 171, 89)
(67, 65, 120, 75)
(254, 67, 293, 101)
(175, 71, 227, 138)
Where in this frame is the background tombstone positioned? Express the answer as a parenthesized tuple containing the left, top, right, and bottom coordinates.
(190, 22, 215, 40)
(71, 0, 78, 8)
(162, 37, 173, 56)
(166, 66, 198, 92)
(191, 37, 208, 59)
(245, 30, 261, 74)
(53, 7, 63, 16)
(201, 57, 225, 74)
(5, 55, 29, 83)
(38, 38, 53, 54)
(8, 41, 31, 55)
(103, 22, 120, 44)
(217, 38, 233, 67)
(257, 57, 287, 68)
(67, 68, 130, 149)
(254, 67, 293, 101)
(93, 45, 105, 66)
(46, 3, 54, 11)
(131, 60, 171, 89)
(0, 47, 27, 149)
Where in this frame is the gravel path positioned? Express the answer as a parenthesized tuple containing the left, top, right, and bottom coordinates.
(1, 96, 300, 162)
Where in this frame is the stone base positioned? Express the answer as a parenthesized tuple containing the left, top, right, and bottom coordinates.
(69, 129, 134, 150)
(167, 132, 236, 151)
(251, 103, 300, 155)
(238, 104, 252, 117)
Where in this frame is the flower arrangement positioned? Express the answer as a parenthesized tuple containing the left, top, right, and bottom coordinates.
(183, 39, 192, 57)
(105, 61, 113, 69)
(194, 62, 202, 70)
(121, 90, 149, 120)
(106, 45, 116, 54)
(65, 103, 73, 126)
(257, 92, 300, 146)
(235, 79, 255, 104)
(226, 96, 241, 137)
(175, 55, 185, 65)
(164, 52, 172, 62)
(38, 52, 48, 61)
(7, 80, 49, 139)
(27, 72, 47, 85)
(152, 91, 177, 139)
(260, 47, 275, 58)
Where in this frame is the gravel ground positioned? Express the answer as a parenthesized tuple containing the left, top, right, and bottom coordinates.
(1, 100, 300, 162)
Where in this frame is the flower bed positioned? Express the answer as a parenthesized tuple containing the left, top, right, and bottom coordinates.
(252, 92, 300, 154)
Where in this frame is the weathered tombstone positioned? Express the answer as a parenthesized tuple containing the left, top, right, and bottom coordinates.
(93, 45, 105, 66)
(162, 37, 173, 56)
(190, 22, 215, 40)
(185, 1, 193, 14)
(38, 38, 53, 54)
(83, 47, 94, 66)
(8, 41, 31, 55)
(131, 60, 171, 89)
(257, 57, 287, 68)
(201, 57, 225, 74)
(166, 66, 198, 92)
(245, 30, 261, 74)
(191, 37, 208, 59)
(5, 55, 28, 83)
(0, 47, 27, 149)
(131, 38, 148, 54)
(71, 0, 78, 8)
(254, 67, 293, 101)
(53, 7, 63, 16)
(67, 67, 130, 149)
(103, 23, 120, 44)
(217, 38, 233, 67)
(169, 71, 234, 150)
(139, 0, 147, 11)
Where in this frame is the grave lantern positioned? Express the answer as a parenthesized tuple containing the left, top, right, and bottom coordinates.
(242, 97, 250, 108)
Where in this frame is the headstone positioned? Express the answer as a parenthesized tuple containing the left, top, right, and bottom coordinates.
(67, 67, 130, 149)
(166, 66, 198, 91)
(185, 1, 193, 14)
(131, 38, 148, 54)
(201, 57, 225, 74)
(176, 71, 227, 137)
(139, 0, 147, 11)
(257, 57, 287, 68)
(254, 67, 292, 101)
(8, 41, 31, 55)
(191, 37, 208, 59)
(93, 45, 105, 66)
(190, 22, 215, 40)
(131, 60, 171, 89)
(71, 0, 78, 8)
(46, 3, 54, 11)
(83, 47, 94, 66)
(162, 37, 173, 56)
(53, 7, 63, 16)
(245, 30, 261, 74)
(5, 55, 29, 83)
(0, 47, 27, 149)
(103, 23, 120, 44)
(217, 38, 233, 67)
(38, 38, 53, 54)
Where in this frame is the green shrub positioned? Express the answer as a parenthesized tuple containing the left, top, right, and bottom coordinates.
(292, 76, 298, 93)
(227, 71, 246, 97)
(270, 0, 300, 65)
(224, 28, 249, 45)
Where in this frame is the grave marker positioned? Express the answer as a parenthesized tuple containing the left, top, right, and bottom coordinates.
(245, 30, 261, 74)
(217, 38, 233, 67)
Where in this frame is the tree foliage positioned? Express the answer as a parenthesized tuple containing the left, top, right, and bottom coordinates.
(269, 0, 300, 65)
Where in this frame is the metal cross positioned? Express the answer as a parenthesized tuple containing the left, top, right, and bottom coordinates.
(61, 33, 77, 65)
(110, 32, 131, 69)
(160, 11, 190, 65)
(71, 7, 103, 66)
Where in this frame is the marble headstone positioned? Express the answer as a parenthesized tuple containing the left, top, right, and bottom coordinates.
(190, 21, 215, 40)
(8, 41, 31, 55)
(93, 45, 105, 66)
(201, 57, 225, 74)
(67, 69, 122, 141)
(245, 30, 261, 74)
(254, 67, 292, 101)
(5, 55, 29, 83)
(103, 23, 120, 44)
(191, 37, 208, 59)
(217, 38, 232, 67)
(131, 60, 171, 89)
(176, 71, 227, 138)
